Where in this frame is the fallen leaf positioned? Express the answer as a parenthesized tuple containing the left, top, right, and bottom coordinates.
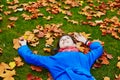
(30, 65, 42, 72)
(4, 11, 12, 15)
(115, 74, 120, 80)
(7, 22, 15, 28)
(14, 57, 24, 67)
(13, 39, 20, 50)
(9, 62, 16, 69)
(43, 48, 51, 53)
(9, 17, 18, 21)
(27, 73, 43, 80)
(0, 29, 2, 33)
(0, 48, 3, 54)
(0, 17, 2, 20)
(45, 37, 54, 46)
(118, 56, 120, 61)
(47, 72, 53, 80)
(104, 76, 110, 80)
(0, 69, 16, 80)
(117, 61, 120, 69)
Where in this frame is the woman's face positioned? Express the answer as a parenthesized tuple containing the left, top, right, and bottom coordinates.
(59, 35, 75, 48)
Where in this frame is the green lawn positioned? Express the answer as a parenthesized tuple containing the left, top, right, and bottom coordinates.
(0, 0, 120, 80)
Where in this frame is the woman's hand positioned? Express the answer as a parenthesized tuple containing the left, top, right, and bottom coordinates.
(19, 37, 27, 46)
(74, 32, 87, 44)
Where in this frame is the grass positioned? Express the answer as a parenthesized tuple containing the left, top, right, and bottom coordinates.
(0, 0, 120, 80)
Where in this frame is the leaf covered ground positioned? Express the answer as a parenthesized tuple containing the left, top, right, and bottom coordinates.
(0, 0, 120, 80)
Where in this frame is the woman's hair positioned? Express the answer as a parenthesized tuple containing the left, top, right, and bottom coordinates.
(51, 34, 76, 55)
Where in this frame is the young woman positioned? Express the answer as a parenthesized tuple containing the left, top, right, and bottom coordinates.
(18, 33, 103, 80)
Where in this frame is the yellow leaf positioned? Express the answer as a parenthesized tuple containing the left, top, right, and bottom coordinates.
(9, 62, 16, 69)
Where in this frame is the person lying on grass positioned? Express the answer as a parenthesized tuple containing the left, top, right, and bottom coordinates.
(18, 33, 103, 80)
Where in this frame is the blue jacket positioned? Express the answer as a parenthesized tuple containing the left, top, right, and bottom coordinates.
(18, 42, 103, 80)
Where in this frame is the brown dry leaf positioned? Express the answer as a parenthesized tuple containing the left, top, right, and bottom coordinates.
(7, 22, 15, 28)
(21, 13, 31, 20)
(106, 53, 113, 59)
(4, 11, 12, 15)
(33, 50, 38, 54)
(23, 31, 39, 47)
(13, 39, 20, 50)
(68, 20, 79, 24)
(3, 77, 14, 80)
(0, 48, 3, 54)
(45, 33, 52, 39)
(104, 76, 110, 80)
(0, 29, 2, 33)
(80, 32, 91, 39)
(9, 17, 18, 21)
(47, 72, 53, 80)
(118, 56, 120, 61)
(27, 73, 43, 80)
(30, 65, 42, 72)
(43, 16, 53, 20)
(0, 69, 16, 80)
(93, 62, 102, 68)
(99, 56, 109, 65)
(117, 61, 120, 69)
(14, 0, 19, 4)
(94, 11, 105, 18)
(0, 17, 2, 20)
(14, 57, 24, 67)
(45, 37, 54, 46)
(115, 74, 120, 80)
(76, 42, 84, 52)
(43, 48, 51, 53)
(36, 31, 45, 38)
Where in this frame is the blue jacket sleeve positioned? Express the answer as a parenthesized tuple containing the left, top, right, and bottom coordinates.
(86, 42, 103, 67)
(18, 45, 53, 68)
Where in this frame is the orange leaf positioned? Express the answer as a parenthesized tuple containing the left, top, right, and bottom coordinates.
(9, 17, 18, 21)
(30, 65, 42, 72)
(13, 39, 20, 50)
(104, 76, 110, 80)
(0, 48, 3, 54)
(14, 57, 24, 67)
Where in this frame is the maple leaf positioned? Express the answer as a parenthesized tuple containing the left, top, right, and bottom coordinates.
(104, 76, 110, 80)
(8, 17, 18, 21)
(80, 32, 91, 39)
(0, 17, 2, 20)
(45, 37, 54, 47)
(13, 39, 20, 50)
(30, 65, 42, 72)
(115, 74, 120, 80)
(4, 11, 12, 15)
(43, 16, 53, 20)
(43, 48, 51, 53)
(99, 55, 109, 65)
(9, 62, 16, 69)
(14, 57, 24, 67)
(0, 69, 16, 80)
(118, 56, 120, 61)
(93, 62, 102, 68)
(7, 22, 15, 28)
(0, 48, 3, 54)
(117, 61, 120, 69)
(23, 31, 39, 47)
(27, 73, 43, 80)
(47, 72, 53, 80)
